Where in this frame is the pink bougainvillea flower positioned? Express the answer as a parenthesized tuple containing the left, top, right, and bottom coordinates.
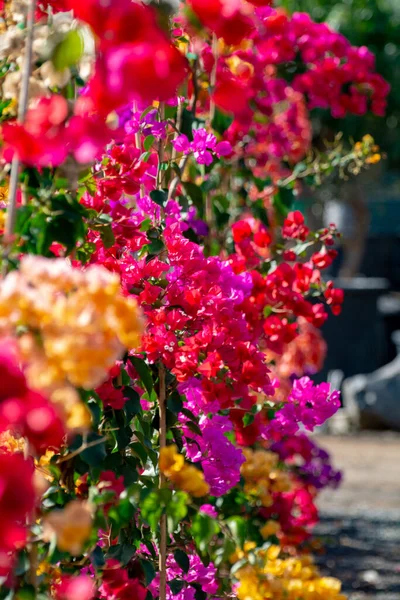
(188, 0, 254, 45)
(55, 574, 95, 600)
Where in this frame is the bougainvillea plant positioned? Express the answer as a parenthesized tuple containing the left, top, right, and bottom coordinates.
(0, 0, 388, 599)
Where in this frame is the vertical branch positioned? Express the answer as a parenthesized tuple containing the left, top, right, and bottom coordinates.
(4, 0, 37, 240)
(204, 35, 219, 254)
(24, 440, 38, 590)
(158, 362, 167, 600)
(133, 100, 145, 200)
(209, 34, 218, 126)
(156, 102, 165, 190)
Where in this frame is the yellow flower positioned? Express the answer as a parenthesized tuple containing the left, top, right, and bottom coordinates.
(261, 520, 280, 539)
(366, 153, 381, 164)
(176, 464, 210, 498)
(159, 445, 210, 498)
(235, 545, 347, 600)
(50, 386, 92, 431)
(160, 445, 185, 477)
(0, 430, 26, 454)
(0, 256, 144, 395)
(43, 500, 93, 556)
(241, 449, 291, 507)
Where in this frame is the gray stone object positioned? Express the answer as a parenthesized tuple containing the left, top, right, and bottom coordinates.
(342, 332, 400, 430)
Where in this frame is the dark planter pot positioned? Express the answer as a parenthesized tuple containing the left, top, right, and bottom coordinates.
(315, 277, 389, 384)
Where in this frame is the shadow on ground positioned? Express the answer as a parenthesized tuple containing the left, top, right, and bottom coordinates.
(315, 513, 400, 600)
(314, 434, 400, 600)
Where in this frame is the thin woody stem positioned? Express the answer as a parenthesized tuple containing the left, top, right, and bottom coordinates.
(24, 440, 38, 589)
(209, 34, 218, 125)
(4, 0, 37, 241)
(158, 362, 167, 600)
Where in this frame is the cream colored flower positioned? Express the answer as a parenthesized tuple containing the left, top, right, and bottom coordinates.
(43, 500, 93, 556)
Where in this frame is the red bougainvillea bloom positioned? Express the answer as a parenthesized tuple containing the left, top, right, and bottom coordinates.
(99, 560, 147, 600)
(0, 453, 35, 576)
(246, 0, 272, 5)
(0, 346, 65, 454)
(63, 0, 156, 48)
(282, 211, 310, 241)
(0, 341, 27, 401)
(324, 281, 344, 315)
(55, 575, 95, 600)
(188, 0, 254, 45)
(87, 38, 187, 113)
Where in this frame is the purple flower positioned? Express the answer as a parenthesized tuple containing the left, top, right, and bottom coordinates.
(215, 140, 232, 157)
(199, 504, 218, 518)
(172, 134, 191, 154)
(172, 128, 231, 166)
(267, 377, 341, 440)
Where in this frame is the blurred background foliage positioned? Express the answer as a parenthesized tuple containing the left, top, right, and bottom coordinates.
(279, 0, 400, 169)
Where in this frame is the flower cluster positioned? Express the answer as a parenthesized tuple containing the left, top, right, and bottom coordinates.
(267, 377, 341, 440)
(0, 341, 65, 453)
(0, 0, 386, 597)
(172, 128, 232, 166)
(234, 545, 346, 600)
(0, 255, 143, 390)
(241, 448, 291, 507)
(159, 445, 210, 498)
(0, 452, 35, 577)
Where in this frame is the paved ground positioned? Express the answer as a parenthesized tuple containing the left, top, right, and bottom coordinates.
(314, 434, 400, 600)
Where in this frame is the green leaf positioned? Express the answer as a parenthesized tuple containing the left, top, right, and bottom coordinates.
(139, 151, 152, 162)
(106, 543, 135, 565)
(169, 579, 186, 595)
(80, 433, 106, 467)
(182, 182, 203, 210)
(142, 491, 163, 531)
(100, 224, 115, 249)
(90, 545, 105, 568)
(174, 549, 190, 574)
(242, 413, 254, 427)
(186, 421, 202, 437)
(167, 392, 183, 415)
(211, 108, 234, 135)
(15, 586, 35, 600)
(191, 514, 220, 552)
(146, 238, 165, 256)
(129, 357, 153, 395)
(124, 387, 141, 419)
(226, 516, 247, 548)
(141, 559, 156, 586)
(129, 441, 148, 466)
(181, 108, 194, 141)
(150, 190, 168, 207)
(194, 585, 207, 600)
(52, 30, 84, 71)
(167, 491, 189, 531)
(144, 135, 155, 151)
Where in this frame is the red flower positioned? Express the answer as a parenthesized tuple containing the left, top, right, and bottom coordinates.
(232, 220, 252, 243)
(0, 341, 27, 401)
(55, 574, 94, 600)
(324, 281, 344, 316)
(311, 248, 338, 270)
(0, 454, 35, 575)
(188, 0, 254, 45)
(100, 560, 146, 600)
(88, 37, 187, 113)
(63, 0, 155, 48)
(282, 211, 310, 241)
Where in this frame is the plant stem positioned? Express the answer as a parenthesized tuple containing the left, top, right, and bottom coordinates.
(209, 34, 218, 125)
(4, 0, 36, 241)
(25, 440, 38, 590)
(158, 362, 167, 600)
(133, 100, 145, 200)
